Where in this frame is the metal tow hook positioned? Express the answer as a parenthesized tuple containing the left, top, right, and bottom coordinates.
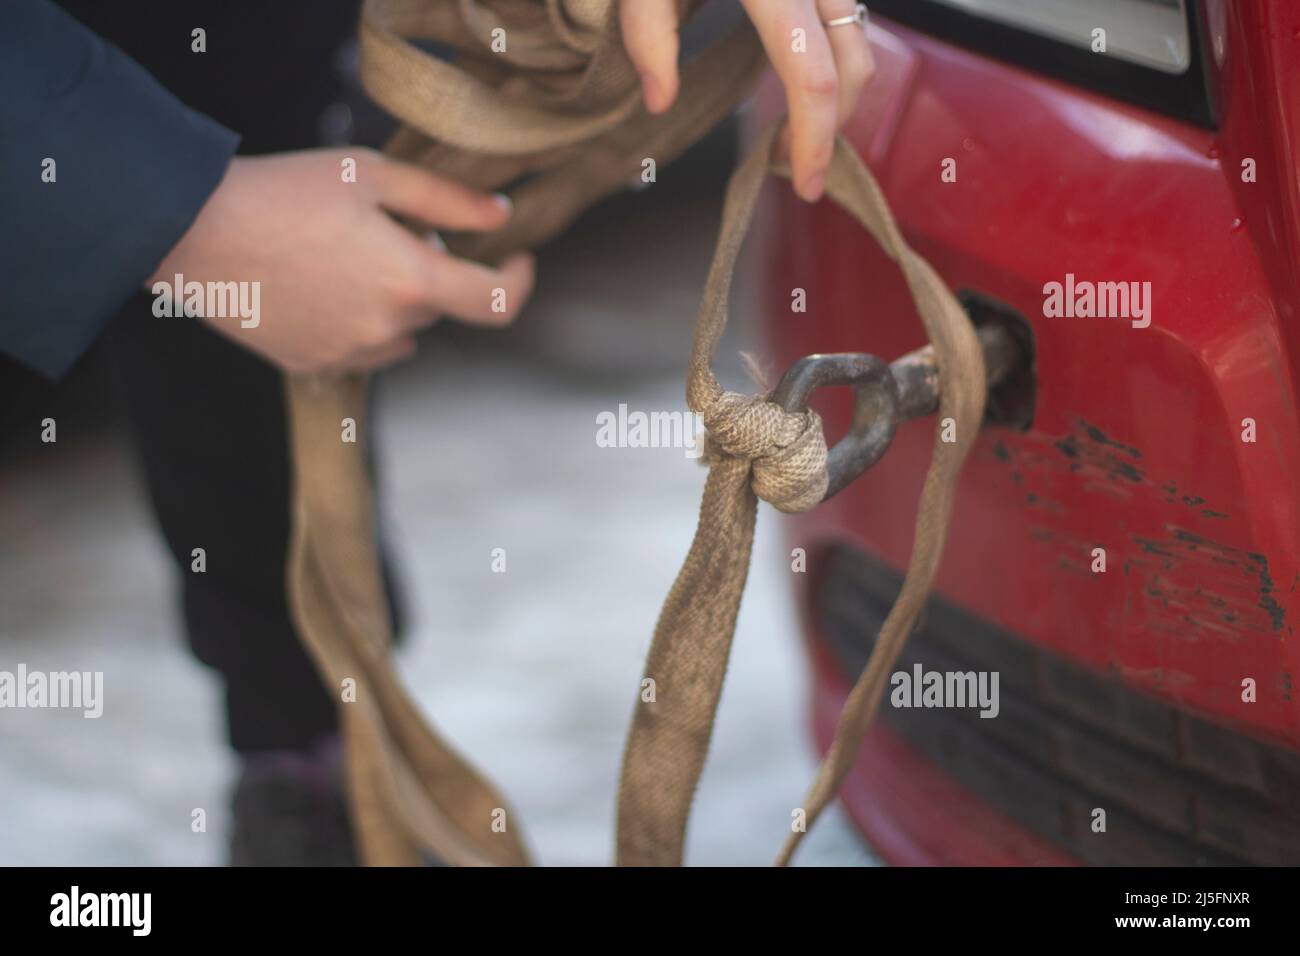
(770, 323, 1024, 501)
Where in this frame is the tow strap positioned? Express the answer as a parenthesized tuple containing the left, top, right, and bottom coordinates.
(617, 124, 988, 867)
(283, 0, 987, 867)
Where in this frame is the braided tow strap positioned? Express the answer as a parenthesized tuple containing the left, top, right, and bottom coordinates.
(616, 125, 987, 866)
(285, 0, 764, 866)
(284, 0, 985, 868)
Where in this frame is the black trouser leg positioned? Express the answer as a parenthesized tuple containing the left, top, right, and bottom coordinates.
(104, 292, 339, 754)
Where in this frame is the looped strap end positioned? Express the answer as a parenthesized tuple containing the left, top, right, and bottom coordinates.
(701, 391, 829, 514)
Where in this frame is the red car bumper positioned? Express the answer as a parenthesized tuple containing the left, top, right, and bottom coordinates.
(755, 5, 1300, 865)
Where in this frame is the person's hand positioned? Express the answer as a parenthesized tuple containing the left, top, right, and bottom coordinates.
(620, 0, 874, 202)
(147, 148, 535, 373)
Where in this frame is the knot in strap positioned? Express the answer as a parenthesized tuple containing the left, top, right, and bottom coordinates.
(702, 391, 828, 513)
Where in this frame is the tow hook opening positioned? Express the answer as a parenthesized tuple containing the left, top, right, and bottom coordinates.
(960, 290, 1037, 432)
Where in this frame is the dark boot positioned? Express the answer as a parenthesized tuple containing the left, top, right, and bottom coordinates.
(228, 735, 357, 866)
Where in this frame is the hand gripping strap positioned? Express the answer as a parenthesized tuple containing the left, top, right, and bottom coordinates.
(283, 0, 764, 866)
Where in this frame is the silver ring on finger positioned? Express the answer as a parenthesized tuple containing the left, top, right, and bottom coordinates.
(823, 3, 868, 29)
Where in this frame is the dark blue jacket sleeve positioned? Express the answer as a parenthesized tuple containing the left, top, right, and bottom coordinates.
(0, 0, 241, 379)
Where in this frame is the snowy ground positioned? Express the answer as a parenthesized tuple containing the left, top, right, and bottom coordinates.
(0, 190, 878, 868)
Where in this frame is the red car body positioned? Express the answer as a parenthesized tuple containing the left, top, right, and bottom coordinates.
(754, 1, 1300, 865)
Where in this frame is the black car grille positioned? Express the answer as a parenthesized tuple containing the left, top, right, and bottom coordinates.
(815, 544, 1300, 865)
